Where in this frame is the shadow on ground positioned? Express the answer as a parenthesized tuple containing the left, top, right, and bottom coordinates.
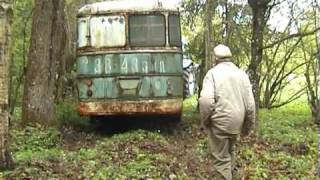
(89, 115, 183, 136)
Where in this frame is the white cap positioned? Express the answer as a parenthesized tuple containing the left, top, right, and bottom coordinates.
(213, 44, 232, 59)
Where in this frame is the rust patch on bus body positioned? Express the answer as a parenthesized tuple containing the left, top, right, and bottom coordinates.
(78, 99, 182, 116)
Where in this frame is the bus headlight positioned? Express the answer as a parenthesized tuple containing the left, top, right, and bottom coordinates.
(87, 89, 93, 97)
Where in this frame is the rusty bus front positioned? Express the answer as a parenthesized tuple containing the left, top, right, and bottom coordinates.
(76, 1, 183, 118)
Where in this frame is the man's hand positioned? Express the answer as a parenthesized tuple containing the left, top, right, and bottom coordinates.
(199, 118, 210, 133)
(199, 125, 206, 133)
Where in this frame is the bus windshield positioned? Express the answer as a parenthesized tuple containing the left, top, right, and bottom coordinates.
(129, 15, 165, 47)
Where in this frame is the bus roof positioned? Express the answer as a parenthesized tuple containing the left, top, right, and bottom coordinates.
(78, 0, 180, 16)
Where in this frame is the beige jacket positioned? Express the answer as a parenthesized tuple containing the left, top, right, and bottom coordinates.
(199, 62, 255, 135)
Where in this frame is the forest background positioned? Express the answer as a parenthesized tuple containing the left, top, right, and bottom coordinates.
(0, 0, 319, 179)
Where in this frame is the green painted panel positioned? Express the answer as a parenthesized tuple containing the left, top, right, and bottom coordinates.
(153, 53, 182, 74)
(104, 54, 119, 74)
(78, 78, 105, 99)
(169, 77, 184, 96)
(119, 54, 153, 74)
(77, 52, 183, 100)
(151, 77, 168, 97)
(78, 75, 183, 100)
(139, 77, 152, 97)
(105, 78, 119, 98)
(77, 53, 182, 75)
(149, 76, 183, 97)
(91, 78, 105, 98)
(77, 55, 104, 75)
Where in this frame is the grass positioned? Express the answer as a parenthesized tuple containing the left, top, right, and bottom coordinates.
(0, 96, 317, 179)
(239, 101, 317, 179)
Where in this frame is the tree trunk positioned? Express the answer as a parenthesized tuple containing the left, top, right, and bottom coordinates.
(56, 0, 95, 101)
(22, 0, 66, 126)
(0, 0, 14, 170)
(223, 0, 230, 45)
(248, 0, 269, 132)
(314, 2, 320, 174)
(197, 0, 215, 110)
(55, 2, 71, 101)
(204, 0, 214, 72)
(315, 0, 320, 122)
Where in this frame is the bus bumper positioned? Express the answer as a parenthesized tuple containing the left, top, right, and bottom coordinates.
(78, 99, 183, 116)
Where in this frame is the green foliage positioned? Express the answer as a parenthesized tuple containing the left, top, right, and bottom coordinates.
(259, 102, 315, 144)
(4, 97, 317, 179)
(63, 129, 173, 179)
(56, 100, 89, 127)
(238, 102, 317, 179)
(9, 0, 34, 111)
(11, 124, 61, 153)
(182, 0, 252, 67)
(182, 95, 200, 123)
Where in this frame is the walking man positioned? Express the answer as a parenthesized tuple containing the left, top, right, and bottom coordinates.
(199, 44, 256, 179)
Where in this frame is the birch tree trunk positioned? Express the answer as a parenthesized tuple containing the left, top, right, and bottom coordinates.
(0, 0, 14, 169)
(22, 0, 66, 125)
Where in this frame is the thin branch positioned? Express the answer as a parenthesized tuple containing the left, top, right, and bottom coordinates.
(269, 87, 306, 109)
(269, 37, 303, 96)
(269, 62, 306, 105)
(263, 27, 320, 49)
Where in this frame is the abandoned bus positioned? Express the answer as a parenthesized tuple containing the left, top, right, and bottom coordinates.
(76, 0, 183, 119)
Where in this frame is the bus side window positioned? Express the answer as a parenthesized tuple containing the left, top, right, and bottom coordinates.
(168, 14, 182, 47)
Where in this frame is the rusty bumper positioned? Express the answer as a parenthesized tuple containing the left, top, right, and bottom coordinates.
(78, 99, 183, 116)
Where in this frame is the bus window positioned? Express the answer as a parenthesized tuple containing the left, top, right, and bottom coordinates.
(90, 16, 126, 48)
(129, 15, 165, 47)
(168, 15, 182, 47)
(78, 17, 89, 48)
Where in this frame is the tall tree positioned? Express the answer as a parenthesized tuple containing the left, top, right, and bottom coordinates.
(197, 0, 215, 109)
(315, 0, 320, 122)
(22, 0, 67, 125)
(248, 0, 270, 131)
(0, 0, 14, 169)
(204, 0, 215, 72)
(59, 0, 100, 101)
(8, 0, 33, 115)
(303, 0, 320, 123)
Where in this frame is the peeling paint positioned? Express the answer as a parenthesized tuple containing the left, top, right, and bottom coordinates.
(76, 3, 183, 117)
(78, 99, 183, 116)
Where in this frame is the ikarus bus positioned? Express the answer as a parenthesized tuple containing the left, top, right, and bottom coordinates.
(76, 0, 183, 120)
